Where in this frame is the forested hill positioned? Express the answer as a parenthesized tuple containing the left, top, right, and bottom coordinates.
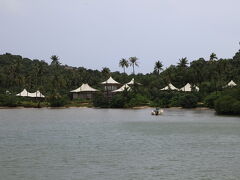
(0, 51, 240, 96)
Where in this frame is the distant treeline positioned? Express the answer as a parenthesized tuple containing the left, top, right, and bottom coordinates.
(0, 51, 240, 114)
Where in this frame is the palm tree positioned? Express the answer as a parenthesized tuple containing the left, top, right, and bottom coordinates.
(129, 57, 139, 75)
(119, 58, 129, 74)
(177, 57, 188, 68)
(154, 61, 163, 75)
(210, 53, 218, 61)
(50, 55, 60, 66)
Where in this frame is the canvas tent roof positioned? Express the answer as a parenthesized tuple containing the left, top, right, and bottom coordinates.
(180, 83, 199, 92)
(101, 77, 120, 85)
(16, 89, 45, 98)
(112, 84, 131, 92)
(226, 80, 237, 87)
(127, 78, 141, 85)
(70, 83, 99, 93)
(16, 89, 30, 97)
(160, 83, 179, 91)
(28, 91, 45, 98)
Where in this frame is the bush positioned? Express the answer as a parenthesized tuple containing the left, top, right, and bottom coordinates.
(179, 94, 198, 108)
(92, 93, 109, 108)
(204, 92, 221, 108)
(0, 94, 18, 107)
(214, 96, 240, 115)
(110, 94, 126, 108)
(48, 93, 68, 107)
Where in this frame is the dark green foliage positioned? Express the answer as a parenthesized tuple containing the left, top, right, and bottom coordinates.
(214, 88, 240, 115)
(204, 92, 221, 108)
(0, 94, 18, 107)
(214, 96, 240, 115)
(48, 93, 68, 107)
(92, 93, 110, 108)
(179, 94, 198, 108)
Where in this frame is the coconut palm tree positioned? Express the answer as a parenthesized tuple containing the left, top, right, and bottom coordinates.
(210, 53, 218, 61)
(177, 57, 188, 68)
(50, 55, 60, 66)
(119, 58, 129, 74)
(129, 57, 139, 75)
(154, 61, 163, 75)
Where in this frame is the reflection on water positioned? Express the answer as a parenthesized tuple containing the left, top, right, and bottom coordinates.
(0, 108, 240, 180)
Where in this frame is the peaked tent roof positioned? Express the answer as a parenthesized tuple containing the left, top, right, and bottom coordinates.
(16, 89, 45, 98)
(112, 84, 131, 92)
(180, 83, 192, 92)
(101, 77, 120, 85)
(70, 83, 99, 93)
(127, 78, 142, 85)
(28, 91, 45, 98)
(180, 83, 200, 92)
(227, 80, 237, 87)
(16, 89, 30, 97)
(160, 83, 179, 91)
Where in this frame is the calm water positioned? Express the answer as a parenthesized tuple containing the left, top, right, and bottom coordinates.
(0, 108, 240, 180)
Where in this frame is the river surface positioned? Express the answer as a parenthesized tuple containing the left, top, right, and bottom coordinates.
(0, 108, 240, 180)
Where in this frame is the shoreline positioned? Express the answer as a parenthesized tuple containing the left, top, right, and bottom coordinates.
(0, 106, 211, 110)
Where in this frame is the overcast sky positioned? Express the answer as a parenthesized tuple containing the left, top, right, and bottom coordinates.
(0, 0, 239, 73)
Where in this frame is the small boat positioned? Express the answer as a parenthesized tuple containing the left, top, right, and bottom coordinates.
(151, 108, 164, 115)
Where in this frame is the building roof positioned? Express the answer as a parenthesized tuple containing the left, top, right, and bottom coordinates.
(160, 83, 179, 91)
(70, 83, 99, 93)
(16, 89, 30, 97)
(101, 76, 120, 85)
(28, 91, 45, 98)
(180, 83, 199, 92)
(16, 89, 45, 98)
(227, 80, 237, 87)
(127, 78, 141, 85)
(112, 84, 131, 92)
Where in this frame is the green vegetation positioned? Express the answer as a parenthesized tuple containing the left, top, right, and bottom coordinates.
(0, 50, 240, 114)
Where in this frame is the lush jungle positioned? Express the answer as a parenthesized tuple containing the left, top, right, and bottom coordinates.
(0, 51, 240, 115)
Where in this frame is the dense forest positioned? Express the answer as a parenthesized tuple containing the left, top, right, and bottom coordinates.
(0, 51, 240, 115)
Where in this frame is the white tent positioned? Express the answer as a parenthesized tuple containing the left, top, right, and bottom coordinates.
(160, 83, 179, 91)
(16, 89, 45, 98)
(112, 84, 131, 93)
(101, 77, 120, 84)
(127, 78, 141, 85)
(28, 91, 45, 98)
(226, 80, 237, 87)
(70, 83, 99, 92)
(180, 83, 199, 92)
(16, 89, 30, 97)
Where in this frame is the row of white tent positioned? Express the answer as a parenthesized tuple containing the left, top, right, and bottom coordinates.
(15, 79, 237, 98)
(160, 80, 237, 92)
(70, 77, 136, 93)
(16, 89, 45, 98)
(161, 83, 199, 92)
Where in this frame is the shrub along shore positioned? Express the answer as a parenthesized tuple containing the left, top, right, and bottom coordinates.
(0, 51, 240, 115)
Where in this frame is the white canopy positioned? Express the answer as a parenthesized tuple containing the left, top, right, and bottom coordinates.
(16, 89, 45, 98)
(112, 84, 131, 92)
(226, 80, 237, 87)
(16, 89, 30, 97)
(101, 77, 120, 85)
(70, 83, 99, 93)
(180, 83, 199, 92)
(28, 91, 45, 98)
(127, 78, 141, 85)
(160, 83, 179, 91)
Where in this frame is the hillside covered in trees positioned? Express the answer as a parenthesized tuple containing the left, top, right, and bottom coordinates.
(0, 51, 240, 115)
